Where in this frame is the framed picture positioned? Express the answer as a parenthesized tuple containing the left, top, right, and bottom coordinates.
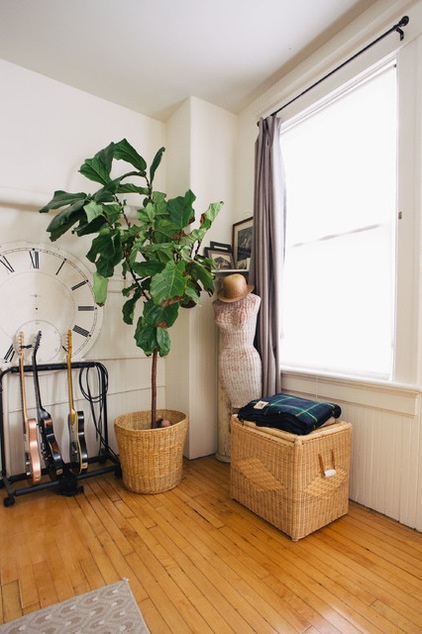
(232, 217, 253, 268)
(205, 248, 234, 271)
(210, 241, 232, 253)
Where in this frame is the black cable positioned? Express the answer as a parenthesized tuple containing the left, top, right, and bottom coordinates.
(78, 364, 119, 461)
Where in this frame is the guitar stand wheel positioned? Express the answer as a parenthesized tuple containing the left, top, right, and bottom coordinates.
(3, 495, 15, 507)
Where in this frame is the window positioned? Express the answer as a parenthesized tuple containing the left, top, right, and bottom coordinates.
(280, 62, 397, 379)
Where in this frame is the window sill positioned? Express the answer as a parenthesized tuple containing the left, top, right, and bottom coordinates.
(280, 367, 420, 417)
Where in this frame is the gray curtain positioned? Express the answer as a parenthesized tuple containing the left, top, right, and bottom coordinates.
(249, 115, 286, 397)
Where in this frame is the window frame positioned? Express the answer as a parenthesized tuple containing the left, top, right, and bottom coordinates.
(277, 43, 420, 386)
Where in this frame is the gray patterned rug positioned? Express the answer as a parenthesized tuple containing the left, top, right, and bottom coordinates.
(0, 579, 149, 633)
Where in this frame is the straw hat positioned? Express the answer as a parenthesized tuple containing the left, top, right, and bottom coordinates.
(217, 273, 254, 303)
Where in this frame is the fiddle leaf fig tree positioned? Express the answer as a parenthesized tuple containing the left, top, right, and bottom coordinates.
(39, 139, 223, 427)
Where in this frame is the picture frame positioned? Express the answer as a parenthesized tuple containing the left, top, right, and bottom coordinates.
(205, 248, 234, 271)
(232, 217, 253, 268)
(210, 241, 232, 253)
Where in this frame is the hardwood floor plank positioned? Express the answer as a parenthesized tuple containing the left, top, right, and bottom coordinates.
(16, 562, 38, 610)
(1, 580, 21, 623)
(348, 503, 422, 553)
(32, 560, 59, 608)
(138, 596, 173, 634)
(125, 549, 205, 634)
(329, 518, 422, 577)
(315, 527, 422, 605)
(372, 598, 421, 634)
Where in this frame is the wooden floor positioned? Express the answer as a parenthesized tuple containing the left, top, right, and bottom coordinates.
(0, 456, 421, 633)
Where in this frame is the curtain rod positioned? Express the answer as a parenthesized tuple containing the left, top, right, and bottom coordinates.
(264, 15, 409, 120)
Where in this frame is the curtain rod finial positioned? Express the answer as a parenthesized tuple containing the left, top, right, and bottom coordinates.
(396, 15, 409, 40)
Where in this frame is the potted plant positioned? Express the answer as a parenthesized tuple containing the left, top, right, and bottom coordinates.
(39, 138, 223, 492)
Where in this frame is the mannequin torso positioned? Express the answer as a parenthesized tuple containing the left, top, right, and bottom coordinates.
(213, 293, 262, 408)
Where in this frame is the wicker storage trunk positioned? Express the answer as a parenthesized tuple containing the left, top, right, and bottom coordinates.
(230, 416, 352, 541)
(114, 410, 188, 494)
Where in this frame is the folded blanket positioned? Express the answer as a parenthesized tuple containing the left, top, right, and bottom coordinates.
(237, 393, 341, 435)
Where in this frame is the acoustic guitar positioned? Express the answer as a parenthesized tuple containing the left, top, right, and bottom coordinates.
(32, 331, 64, 479)
(18, 332, 42, 484)
(66, 330, 88, 474)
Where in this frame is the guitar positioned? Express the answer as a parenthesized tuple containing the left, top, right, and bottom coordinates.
(66, 330, 88, 474)
(18, 332, 42, 484)
(32, 331, 64, 479)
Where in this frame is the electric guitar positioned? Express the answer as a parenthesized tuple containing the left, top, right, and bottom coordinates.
(66, 330, 88, 474)
(18, 332, 42, 484)
(32, 331, 64, 479)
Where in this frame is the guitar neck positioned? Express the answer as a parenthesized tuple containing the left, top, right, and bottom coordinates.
(32, 338, 48, 421)
(19, 355, 29, 423)
(32, 360, 43, 419)
(67, 333, 76, 421)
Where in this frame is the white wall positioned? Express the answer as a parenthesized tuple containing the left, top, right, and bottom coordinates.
(0, 60, 166, 467)
(0, 60, 238, 470)
(165, 97, 238, 458)
(235, 0, 422, 531)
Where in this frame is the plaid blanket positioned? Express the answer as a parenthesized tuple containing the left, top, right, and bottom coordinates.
(238, 393, 341, 435)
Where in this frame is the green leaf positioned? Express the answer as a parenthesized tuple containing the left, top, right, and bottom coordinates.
(143, 300, 179, 328)
(183, 283, 201, 304)
(116, 183, 150, 196)
(132, 261, 164, 277)
(157, 327, 170, 357)
(84, 200, 105, 224)
(93, 187, 116, 204)
(153, 217, 182, 243)
(150, 261, 186, 304)
(167, 190, 196, 230)
(113, 138, 147, 174)
(79, 142, 114, 185)
(46, 201, 87, 241)
(201, 201, 223, 226)
(122, 287, 142, 325)
(75, 215, 108, 237)
(86, 229, 122, 277)
(134, 318, 157, 356)
(93, 272, 108, 305)
(149, 147, 165, 184)
(189, 261, 215, 293)
(151, 190, 168, 213)
(39, 190, 87, 213)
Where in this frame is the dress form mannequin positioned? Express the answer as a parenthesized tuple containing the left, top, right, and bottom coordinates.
(213, 274, 262, 408)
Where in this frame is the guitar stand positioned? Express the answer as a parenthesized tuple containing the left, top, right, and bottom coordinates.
(0, 361, 121, 507)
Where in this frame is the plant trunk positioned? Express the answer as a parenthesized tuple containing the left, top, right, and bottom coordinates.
(151, 348, 158, 428)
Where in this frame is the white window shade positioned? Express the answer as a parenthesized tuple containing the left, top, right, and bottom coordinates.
(281, 63, 396, 379)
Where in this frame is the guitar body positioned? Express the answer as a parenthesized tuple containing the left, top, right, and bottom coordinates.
(32, 332, 64, 480)
(68, 409, 88, 474)
(66, 330, 88, 475)
(26, 416, 42, 484)
(38, 411, 64, 479)
(18, 332, 42, 484)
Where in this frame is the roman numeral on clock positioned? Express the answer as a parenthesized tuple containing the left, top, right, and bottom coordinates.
(73, 325, 90, 338)
(71, 280, 88, 291)
(29, 250, 40, 269)
(3, 344, 15, 363)
(0, 255, 14, 274)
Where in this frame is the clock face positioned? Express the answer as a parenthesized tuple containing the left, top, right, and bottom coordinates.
(0, 242, 103, 364)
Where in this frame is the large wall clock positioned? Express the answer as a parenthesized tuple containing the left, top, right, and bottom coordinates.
(0, 242, 103, 365)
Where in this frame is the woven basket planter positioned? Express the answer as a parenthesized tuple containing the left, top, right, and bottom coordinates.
(114, 409, 188, 494)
